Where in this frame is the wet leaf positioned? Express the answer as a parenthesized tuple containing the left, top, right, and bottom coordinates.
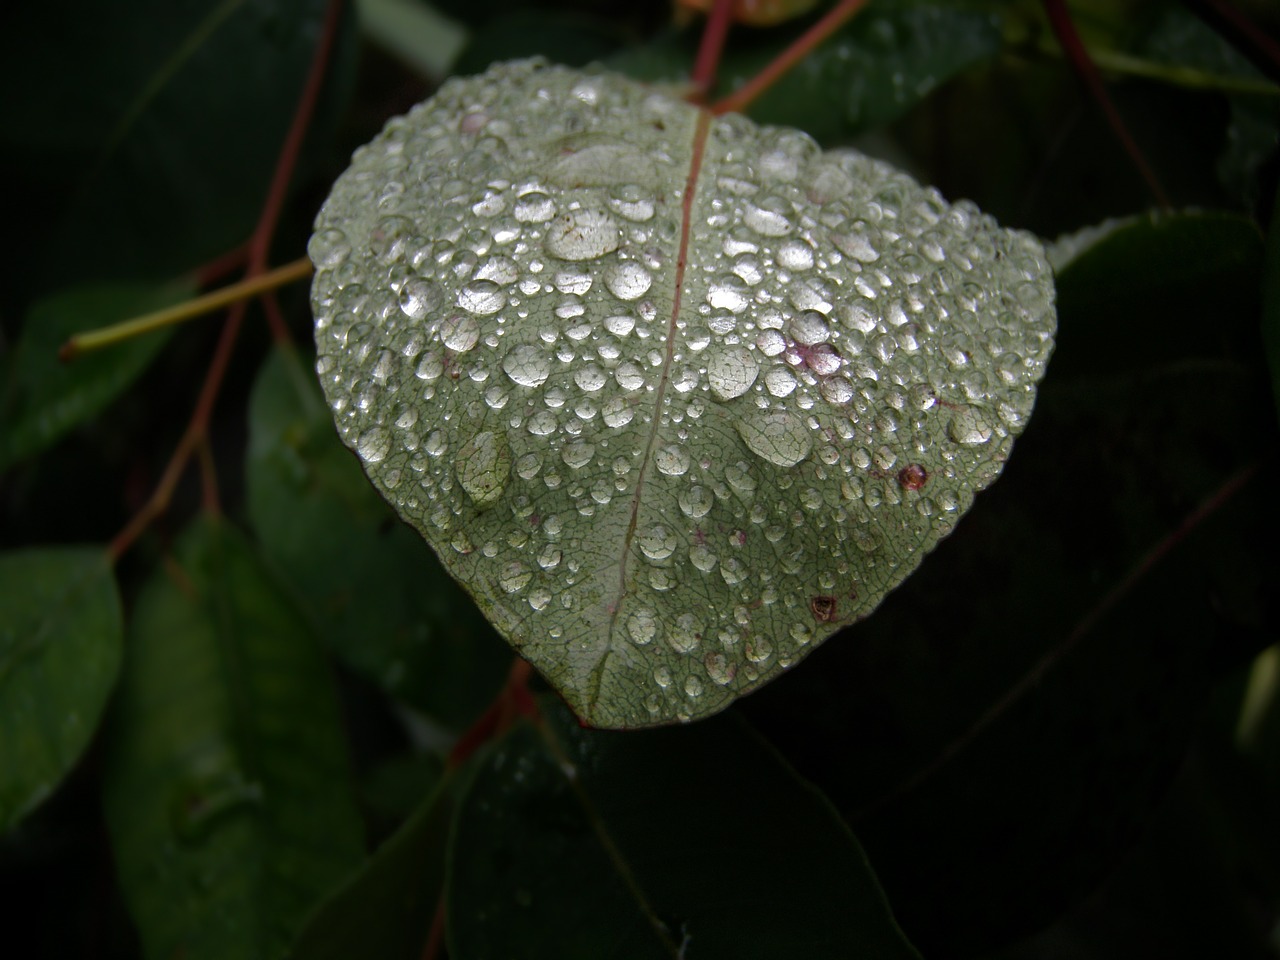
(310, 59, 1056, 728)
(0, 547, 121, 832)
(0, 281, 193, 472)
(103, 516, 364, 960)
(246, 346, 509, 725)
(447, 700, 919, 958)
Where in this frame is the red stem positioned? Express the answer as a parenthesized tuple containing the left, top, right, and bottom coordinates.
(1194, 0, 1280, 77)
(712, 0, 869, 115)
(1042, 0, 1171, 209)
(690, 0, 736, 102)
(108, 0, 344, 562)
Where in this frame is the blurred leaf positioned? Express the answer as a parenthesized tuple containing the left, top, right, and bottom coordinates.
(0, 547, 121, 833)
(287, 774, 455, 960)
(0, 0, 349, 291)
(0, 281, 194, 472)
(355, 0, 468, 77)
(1264, 183, 1280, 424)
(359, 750, 445, 828)
(447, 701, 920, 958)
(453, 9, 631, 74)
(103, 516, 364, 960)
(246, 347, 509, 726)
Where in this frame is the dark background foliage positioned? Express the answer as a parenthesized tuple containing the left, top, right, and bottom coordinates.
(1, 1, 1279, 957)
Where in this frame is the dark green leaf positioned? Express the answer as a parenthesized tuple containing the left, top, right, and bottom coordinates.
(447, 701, 920, 958)
(0, 281, 194, 471)
(246, 347, 509, 725)
(0, 0, 348, 289)
(0, 547, 122, 832)
(1263, 184, 1280, 425)
(103, 516, 364, 960)
(287, 774, 455, 960)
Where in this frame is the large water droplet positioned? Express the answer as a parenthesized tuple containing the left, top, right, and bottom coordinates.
(627, 608, 659, 645)
(457, 279, 506, 315)
(499, 562, 532, 594)
(357, 427, 391, 464)
(678, 485, 713, 518)
(637, 525, 676, 561)
(514, 191, 556, 223)
(544, 209, 621, 260)
(743, 203, 793, 237)
(764, 367, 797, 397)
(604, 261, 653, 301)
(777, 239, 815, 271)
(948, 408, 994, 445)
(669, 614, 700, 653)
(456, 431, 511, 507)
(655, 444, 691, 476)
(707, 345, 759, 401)
(441, 315, 479, 352)
(561, 439, 595, 469)
(736, 412, 812, 467)
(615, 362, 647, 392)
(503, 344, 552, 387)
(788, 310, 830, 346)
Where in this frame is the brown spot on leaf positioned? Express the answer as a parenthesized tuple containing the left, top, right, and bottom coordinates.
(897, 463, 928, 491)
(810, 595, 837, 622)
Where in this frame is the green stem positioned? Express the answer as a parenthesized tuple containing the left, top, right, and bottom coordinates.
(59, 257, 313, 361)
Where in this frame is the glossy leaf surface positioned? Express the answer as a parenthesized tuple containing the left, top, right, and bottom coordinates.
(311, 59, 1056, 727)
(447, 700, 919, 958)
(0, 547, 122, 832)
(103, 517, 364, 960)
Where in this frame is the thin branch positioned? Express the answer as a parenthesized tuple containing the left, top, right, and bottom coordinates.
(1194, 0, 1280, 78)
(1042, 0, 1171, 209)
(856, 463, 1258, 818)
(59, 257, 312, 361)
(690, 0, 736, 102)
(712, 0, 869, 115)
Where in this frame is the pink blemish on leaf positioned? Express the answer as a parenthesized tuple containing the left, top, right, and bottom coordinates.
(897, 463, 928, 491)
(810, 595, 837, 622)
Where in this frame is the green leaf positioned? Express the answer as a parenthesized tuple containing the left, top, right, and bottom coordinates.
(287, 773, 455, 960)
(103, 516, 364, 960)
(0, 0, 349, 288)
(447, 701, 920, 958)
(0, 281, 194, 471)
(0, 547, 122, 833)
(1264, 183, 1280, 426)
(246, 346, 509, 724)
(309, 60, 1056, 727)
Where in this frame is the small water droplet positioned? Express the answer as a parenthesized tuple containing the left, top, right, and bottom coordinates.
(604, 314, 635, 337)
(441, 315, 480, 352)
(561, 439, 595, 469)
(764, 367, 797, 397)
(574, 364, 607, 392)
(777, 239, 814, 271)
(602, 397, 634, 428)
(744, 203, 793, 237)
(707, 345, 759, 400)
(948, 408, 993, 445)
(514, 191, 556, 223)
(788, 310, 830, 346)
(670, 614, 701, 653)
(308, 227, 350, 268)
(637, 525, 676, 561)
(684, 675, 704, 697)
(678, 485, 713, 518)
(499, 562, 532, 594)
(689, 543, 718, 572)
(705, 652, 735, 685)
(615, 361, 647, 391)
(627, 608, 659, 645)
(357, 428, 391, 464)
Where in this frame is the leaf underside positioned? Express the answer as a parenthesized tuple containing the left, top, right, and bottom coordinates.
(310, 59, 1056, 728)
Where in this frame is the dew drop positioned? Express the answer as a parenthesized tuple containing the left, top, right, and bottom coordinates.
(788, 310, 830, 346)
(456, 431, 510, 508)
(948, 408, 994, 445)
(670, 614, 700, 653)
(503, 344, 552, 387)
(574, 364, 607, 392)
(441, 315, 480, 352)
(627, 608, 659, 645)
(499, 562, 532, 594)
(678, 485, 714, 518)
(514, 191, 556, 223)
(743, 203, 793, 237)
(308, 227, 350, 268)
(615, 362, 647, 391)
(736, 412, 812, 467)
(561, 439, 595, 469)
(356, 427, 391, 464)
(457, 279, 506, 315)
(707, 345, 759, 401)
(655, 444, 691, 476)
(602, 397, 634, 428)
(544, 209, 621, 260)
(764, 367, 797, 397)
(705, 652, 735, 686)
(604, 261, 653, 301)
(637, 525, 676, 561)
(777, 239, 815, 271)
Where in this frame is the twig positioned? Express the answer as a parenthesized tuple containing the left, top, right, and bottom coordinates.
(59, 258, 311, 361)
(712, 0, 869, 115)
(1042, 0, 1171, 209)
(690, 0, 736, 102)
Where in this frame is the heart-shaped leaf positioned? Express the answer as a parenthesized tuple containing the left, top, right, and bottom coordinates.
(309, 59, 1056, 728)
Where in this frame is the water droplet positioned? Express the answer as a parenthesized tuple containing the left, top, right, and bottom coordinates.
(503, 344, 552, 387)
(736, 412, 812, 467)
(457, 279, 506, 315)
(499, 562, 532, 594)
(528, 588, 552, 611)
(574, 364, 607, 392)
(357, 428, 391, 464)
(948, 408, 993, 445)
(398, 278, 440, 319)
(788, 310, 830, 346)
(820, 377, 854, 405)
(538, 545, 562, 569)
(707, 345, 759, 400)
(757, 329, 787, 357)
(833, 231, 879, 262)
(615, 362, 647, 391)
(602, 397, 634, 428)
(670, 614, 700, 653)
(308, 227, 350, 268)
(637, 525, 676, 561)
(604, 261, 653, 301)
(764, 367, 797, 397)
(604, 314, 635, 337)
(514, 191, 556, 223)
(627, 608, 659, 645)
(689, 543, 717, 572)
(684, 675, 704, 698)
(777, 239, 814, 271)
(655, 444, 690, 476)
(456, 431, 510, 507)
(441, 315, 479, 352)
(678, 485, 713, 518)
(705, 652, 735, 685)
(544, 209, 621, 260)
(743, 203, 793, 237)
(561, 439, 595, 469)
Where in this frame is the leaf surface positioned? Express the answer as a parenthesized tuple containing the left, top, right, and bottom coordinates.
(310, 60, 1056, 727)
(103, 516, 364, 960)
(0, 282, 193, 471)
(447, 700, 919, 958)
(0, 547, 122, 832)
